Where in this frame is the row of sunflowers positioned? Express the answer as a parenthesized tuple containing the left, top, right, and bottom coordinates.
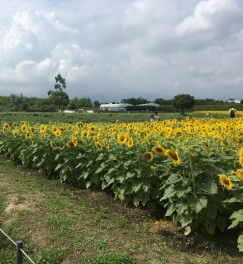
(0, 116, 243, 251)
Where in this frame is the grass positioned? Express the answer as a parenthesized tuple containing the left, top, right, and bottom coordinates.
(0, 155, 242, 264)
(0, 111, 198, 125)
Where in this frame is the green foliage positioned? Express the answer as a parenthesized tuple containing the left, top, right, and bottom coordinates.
(172, 94, 195, 115)
(121, 97, 149, 105)
(48, 74, 69, 110)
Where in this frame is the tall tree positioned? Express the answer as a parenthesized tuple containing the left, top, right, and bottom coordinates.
(172, 94, 195, 115)
(48, 74, 69, 110)
(9, 93, 27, 111)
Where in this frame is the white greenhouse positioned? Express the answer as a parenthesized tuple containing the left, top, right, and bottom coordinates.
(100, 103, 132, 111)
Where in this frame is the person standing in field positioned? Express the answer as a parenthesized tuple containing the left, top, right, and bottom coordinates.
(154, 111, 160, 121)
(229, 107, 237, 118)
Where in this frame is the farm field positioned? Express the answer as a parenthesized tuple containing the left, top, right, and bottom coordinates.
(0, 110, 242, 124)
(0, 111, 243, 263)
(0, 156, 242, 264)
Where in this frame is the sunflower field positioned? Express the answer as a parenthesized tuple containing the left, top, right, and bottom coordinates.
(0, 116, 243, 251)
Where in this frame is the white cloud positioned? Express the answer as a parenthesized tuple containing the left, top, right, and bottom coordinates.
(0, 0, 243, 100)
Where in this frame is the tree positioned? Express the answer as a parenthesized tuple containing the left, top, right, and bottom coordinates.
(121, 97, 149, 105)
(9, 93, 27, 111)
(172, 94, 195, 115)
(78, 97, 92, 108)
(93, 100, 100, 108)
(48, 74, 69, 110)
(154, 98, 172, 105)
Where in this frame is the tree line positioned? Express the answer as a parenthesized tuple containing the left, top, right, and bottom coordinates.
(0, 74, 242, 113)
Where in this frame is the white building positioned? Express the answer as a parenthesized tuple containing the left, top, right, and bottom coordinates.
(100, 103, 132, 111)
(228, 99, 241, 103)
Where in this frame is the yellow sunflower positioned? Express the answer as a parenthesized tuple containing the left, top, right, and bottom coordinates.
(81, 130, 89, 137)
(25, 131, 31, 139)
(12, 130, 17, 138)
(72, 136, 78, 147)
(152, 145, 165, 155)
(59, 127, 65, 132)
(117, 133, 127, 144)
(50, 140, 56, 150)
(21, 124, 27, 133)
(239, 148, 243, 166)
(66, 141, 76, 148)
(52, 126, 58, 134)
(89, 126, 96, 132)
(165, 150, 181, 165)
(102, 139, 110, 150)
(40, 124, 47, 133)
(218, 174, 233, 190)
(143, 152, 153, 162)
(234, 169, 243, 180)
(3, 123, 10, 130)
(127, 138, 134, 148)
(95, 142, 103, 151)
(188, 151, 195, 158)
(54, 130, 61, 137)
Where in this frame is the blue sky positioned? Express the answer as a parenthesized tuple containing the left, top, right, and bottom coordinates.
(0, 0, 243, 102)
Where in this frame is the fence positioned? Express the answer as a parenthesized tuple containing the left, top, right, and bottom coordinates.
(0, 228, 35, 264)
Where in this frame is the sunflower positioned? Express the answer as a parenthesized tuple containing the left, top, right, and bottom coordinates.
(59, 127, 65, 132)
(152, 145, 165, 155)
(76, 121, 84, 128)
(66, 141, 76, 148)
(234, 169, 243, 180)
(12, 122, 17, 128)
(72, 136, 78, 147)
(89, 126, 96, 132)
(21, 124, 27, 133)
(127, 138, 134, 148)
(165, 150, 181, 165)
(95, 142, 103, 151)
(117, 133, 127, 144)
(239, 148, 243, 166)
(40, 124, 47, 133)
(50, 140, 56, 150)
(54, 130, 61, 137)
(188, 151, 195, 158)
(93, 136, 99, 142)
(150, 166, 157, 176)
(81, 130, 89, 137)
(102, 139, 110, 150)
(3, 123, 10, 130)
(143, 152, 153, 162)
(12, 130, 17, 138)
(52, 126, 58, 134)
(218, 174, 233, 190)
(25, 131, 31, 139)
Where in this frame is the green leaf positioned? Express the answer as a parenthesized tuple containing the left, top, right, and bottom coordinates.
(195, 196, 208, 213)
(216, 216, 227, 232)
(228, 210, 243, 229)
(95, 162, 106, 174)
(55, 163, 63, 171)
(180, 213, 193, 227)
(132, 183, 141, 193)
(184, 226, 191, 235)
(133, 196, 140, 207)
(86, 181, 91, 188)
(196, 177, 218, 194)
(201, 199, 217, 220)
(204, 219, 216, 235)
(237, 232, 243, 252)
(126, 172, 135, 179)
(165, 204, 176, 217)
